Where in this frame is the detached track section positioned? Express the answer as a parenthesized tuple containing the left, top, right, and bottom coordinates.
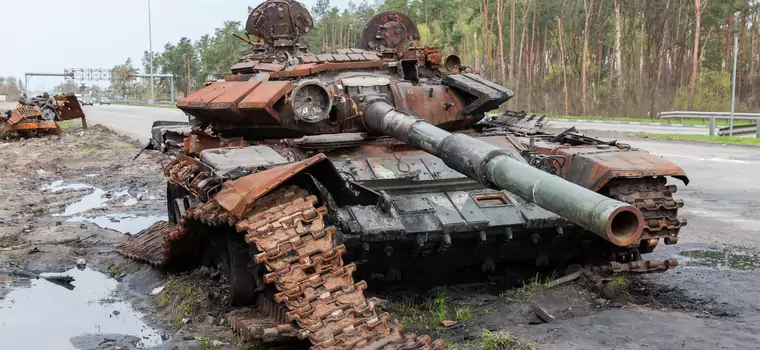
(606, 177, 686, 248)
(118, 185, 446, 350)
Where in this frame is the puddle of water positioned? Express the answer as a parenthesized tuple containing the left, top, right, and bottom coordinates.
(41, 180, 91, 192)
(58, 188, 108, 216)
(42, 181, 140, 216)
(0, 268, 163, 349)
(679, 249, 760, 271)
(69, 214, 166, 234)
(85, 173, 99, 178)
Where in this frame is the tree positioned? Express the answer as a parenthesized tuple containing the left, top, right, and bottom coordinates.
(688, 0, 708, 110)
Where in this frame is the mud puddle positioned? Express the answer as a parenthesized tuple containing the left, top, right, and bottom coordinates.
(679, 248, 760, 270)
(68, 214, 166, 235)
(40, 180, 161, 234)
(0, 268, 165, 349)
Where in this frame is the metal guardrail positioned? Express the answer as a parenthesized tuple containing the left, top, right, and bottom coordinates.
(717, 124, 758, 136)
(659, 111, 760, 137)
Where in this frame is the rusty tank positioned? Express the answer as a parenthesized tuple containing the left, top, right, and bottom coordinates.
(118, 1, 686, 348)
(1, 93, 87, 139)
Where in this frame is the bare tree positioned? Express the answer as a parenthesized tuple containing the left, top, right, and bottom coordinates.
(509, 0, 516, 82)
(687, 0, 707, 110)
(558, 0, 569, 116)
(497, 0, 507, 84)
(613, 0, 624, 105)
(581, 0, 595, 115)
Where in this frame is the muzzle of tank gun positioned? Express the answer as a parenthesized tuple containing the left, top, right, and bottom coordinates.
(361, 98, 644, 247)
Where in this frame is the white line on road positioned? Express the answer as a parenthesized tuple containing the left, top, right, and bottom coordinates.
(652, 153, 758, 165)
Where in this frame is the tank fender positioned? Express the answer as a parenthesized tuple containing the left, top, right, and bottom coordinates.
(214, 154, 378, 219)
(557, 148, 690, 191)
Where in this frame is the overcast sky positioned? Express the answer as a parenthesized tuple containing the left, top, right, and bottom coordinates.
(1, 0, 350, 91)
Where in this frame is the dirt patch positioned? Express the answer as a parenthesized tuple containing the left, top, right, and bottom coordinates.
(0, 124, 166, 230)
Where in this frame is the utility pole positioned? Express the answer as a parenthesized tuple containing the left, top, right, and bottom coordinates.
(148, 0, 155, 104)
(729, 35, 738, 136)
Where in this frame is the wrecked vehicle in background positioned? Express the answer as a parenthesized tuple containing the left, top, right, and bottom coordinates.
(118, 1, 688, 348)
(1, 93, 87, 139)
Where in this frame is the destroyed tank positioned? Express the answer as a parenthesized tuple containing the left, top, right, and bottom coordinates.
(1, 93, 86, 139)
(120, 1, 686, 348)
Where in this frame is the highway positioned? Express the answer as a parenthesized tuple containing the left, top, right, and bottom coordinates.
(549, 119, 709, 135)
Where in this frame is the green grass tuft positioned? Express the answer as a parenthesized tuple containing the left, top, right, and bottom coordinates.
(636, 133, 760, 145)
(106, 264, 124, 278)
(455, 307, 473, 322)
(479, 329, 535, 350)
(609, 273, 631, 290)
(58, 121, 74, 129)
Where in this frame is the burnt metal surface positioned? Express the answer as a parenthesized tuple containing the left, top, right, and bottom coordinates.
(533, 142, 690, 192)
(1, 93, 86, 140)
(359, 11, 420, 53)
(246, 0, 313, 49)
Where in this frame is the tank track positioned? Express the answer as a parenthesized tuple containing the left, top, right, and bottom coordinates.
(119, 185, 446, 350)
(606, 177, 686, 249)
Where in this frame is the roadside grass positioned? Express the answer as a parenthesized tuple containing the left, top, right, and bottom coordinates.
(636, 133, 760, 145)
(58, 121, 74, 130)
(547, 114, 752, 127)
(118, 144, 136, 149)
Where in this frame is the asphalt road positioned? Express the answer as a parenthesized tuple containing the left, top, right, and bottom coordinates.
(549, 119, 709, 135)
(81, 104, 187, 143)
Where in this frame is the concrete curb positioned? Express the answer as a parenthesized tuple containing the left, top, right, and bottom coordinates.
(554, 119, 709, 128)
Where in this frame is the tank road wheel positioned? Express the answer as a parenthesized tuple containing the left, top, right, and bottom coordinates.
(605, 177, 686, 254)
(166, 183, 178, 224)
(226, 232, 257, 306)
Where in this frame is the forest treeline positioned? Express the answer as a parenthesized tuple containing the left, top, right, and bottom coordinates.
(111, 0, 759, 118)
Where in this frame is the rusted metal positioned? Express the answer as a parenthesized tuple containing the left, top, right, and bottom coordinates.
(246, 0, 313, 49)
(534, 144, 689, 192)
(214, 154, 329, 218)
(360, 11, 421, 53)
(589, 258, 679, 275)
(53, 94, 85, 121)
(114, 221, 174, 267)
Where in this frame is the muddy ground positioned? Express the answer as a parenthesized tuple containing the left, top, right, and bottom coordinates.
(1, 123, 760, 350)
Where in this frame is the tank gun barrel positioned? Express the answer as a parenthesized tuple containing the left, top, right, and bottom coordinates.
(362, 100, 644, 247)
